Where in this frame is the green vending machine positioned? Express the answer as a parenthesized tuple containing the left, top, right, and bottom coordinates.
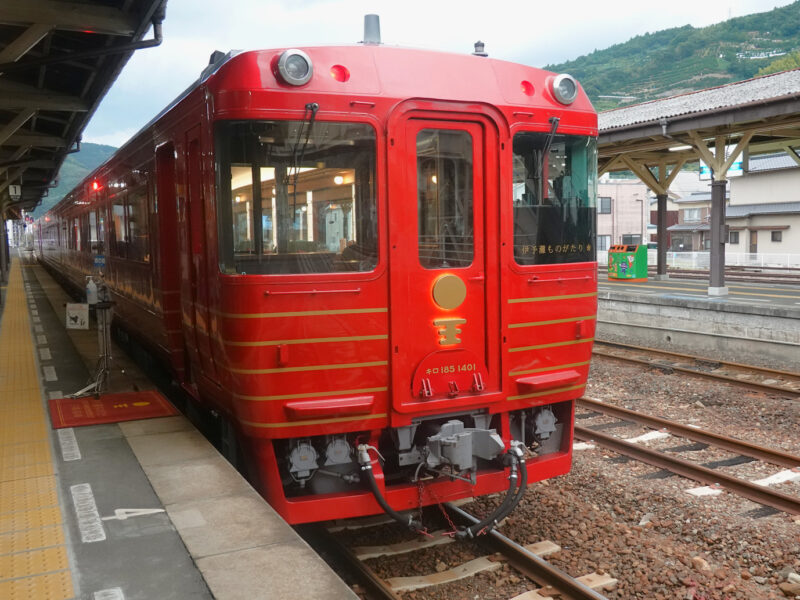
(608, 244, 648, 281)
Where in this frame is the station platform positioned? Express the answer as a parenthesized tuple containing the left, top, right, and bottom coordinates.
(0, 254, 357, 600)
(599, 271, 800, 311)
(597, 272, 800, 370)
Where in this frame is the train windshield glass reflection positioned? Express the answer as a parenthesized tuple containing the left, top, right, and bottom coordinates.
(512, 133, 597, 264)
(216, 120, 377, 275)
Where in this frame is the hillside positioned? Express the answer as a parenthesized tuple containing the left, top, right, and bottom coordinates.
(545, 1, 800, 111)
(32, 142, 117, 217)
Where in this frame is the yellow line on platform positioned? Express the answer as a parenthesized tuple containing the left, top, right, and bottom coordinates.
(0, 259, 74, 599)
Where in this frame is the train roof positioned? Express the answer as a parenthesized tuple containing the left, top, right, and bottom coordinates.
(139, 43, 596, 147)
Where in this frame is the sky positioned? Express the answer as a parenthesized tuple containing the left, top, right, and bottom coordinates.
(82, 0, 796, 147)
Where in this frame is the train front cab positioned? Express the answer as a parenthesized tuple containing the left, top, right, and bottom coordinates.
(209, 67, 596, 525)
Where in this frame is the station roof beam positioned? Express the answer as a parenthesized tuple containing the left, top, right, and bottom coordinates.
(0, 0, 168, 217)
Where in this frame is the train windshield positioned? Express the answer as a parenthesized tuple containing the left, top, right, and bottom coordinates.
(215, 120, 377, 275)
(512, 132, 597, 264)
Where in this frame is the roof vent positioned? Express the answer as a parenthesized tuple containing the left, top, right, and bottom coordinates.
(363, 14, 381, 45)
(473, 41, 488, 57)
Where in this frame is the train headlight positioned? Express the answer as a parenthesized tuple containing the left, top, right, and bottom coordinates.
(277, 49, 313, 86)
(552, 74, 578, 105)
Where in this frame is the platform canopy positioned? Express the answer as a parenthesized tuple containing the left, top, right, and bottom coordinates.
(598, 69, 800, 185)
(0, 0, 167, 216)
(597, 69, 800, 294)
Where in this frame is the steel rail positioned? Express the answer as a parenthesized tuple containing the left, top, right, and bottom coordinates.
(445, 503, 609, 600)
(574, 426, 800, 515)
(592, 345, 799, 398)
(578, 397, 800, 469)
(595, 340, 800, 379)
(313, 526, 402, 600)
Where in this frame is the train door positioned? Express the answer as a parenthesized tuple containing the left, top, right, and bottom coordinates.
(388, 111, 501, 414)
(155, 143, 185, 378)
(180, 127, 217, 382)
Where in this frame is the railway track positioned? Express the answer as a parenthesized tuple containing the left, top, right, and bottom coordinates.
(592, 340, 800, 398)
(642, 267, 800, 285)
(315, 507, 616, 600)
(575, 397, 800, 515)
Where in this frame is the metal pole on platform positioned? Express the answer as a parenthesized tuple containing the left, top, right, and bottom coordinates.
(0, 214, 8, 285)
(656, 193, 668, 280)
(709, 178, 728, 295)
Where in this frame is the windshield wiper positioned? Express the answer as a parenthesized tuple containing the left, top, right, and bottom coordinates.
(538, 116, 560, 179)
(288, 102, 320, 208)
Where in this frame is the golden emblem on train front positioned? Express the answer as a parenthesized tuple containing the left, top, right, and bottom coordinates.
(433, 318, 467, 345)
(432, 274, 466, 310)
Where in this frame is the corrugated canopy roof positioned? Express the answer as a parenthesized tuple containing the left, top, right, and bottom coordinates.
(0, 0, 167, 215)
(597, 68, 800, 184)
(600, 70, 800, 132)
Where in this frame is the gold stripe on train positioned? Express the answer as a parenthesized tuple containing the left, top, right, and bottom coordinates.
(508, 315, 596, 329)
(508, 360, 592, 377)
(223, 334, 388, 347)
(507, 384, 586, 402)
(233, 386, 389, 402)
(508, 292, 597, 304)
(242, 413, 388, 428)
(509, 338, 594, 353)
(214, 307, 388, 319)
(229, 360, 388, 374)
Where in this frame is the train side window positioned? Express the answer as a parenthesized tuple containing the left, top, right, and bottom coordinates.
(512, 132, 597, 265)
(416, 129, 474, 269)
(110, 190, 128, 258)
(127, 176, 151, 262)
(216, 120, 378, 275)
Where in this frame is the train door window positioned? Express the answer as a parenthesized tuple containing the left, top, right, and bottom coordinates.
(127, 173, 151, 262)
(416, 129, 474, 268)
(110, 190, 128, 257)
(512, 132, 597, 264)
(97, 209, 105, 254)
(216, 120, 377, 275)
(73, 217, 81, 251)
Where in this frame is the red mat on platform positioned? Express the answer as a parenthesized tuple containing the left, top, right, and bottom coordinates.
(48, 390, 179, 428)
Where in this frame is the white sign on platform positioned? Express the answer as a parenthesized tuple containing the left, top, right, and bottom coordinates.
(66, 303, 89, 329)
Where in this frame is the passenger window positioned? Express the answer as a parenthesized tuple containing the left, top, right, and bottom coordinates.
(216, 120, 377, 275)
(512, 132, 597, 264)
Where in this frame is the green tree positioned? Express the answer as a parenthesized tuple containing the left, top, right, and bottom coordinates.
(757, 52, 800, 76)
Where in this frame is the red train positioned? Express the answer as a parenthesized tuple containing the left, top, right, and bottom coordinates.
(36, 22, 598, 535)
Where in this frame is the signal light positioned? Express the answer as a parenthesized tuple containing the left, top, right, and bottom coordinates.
(330, 64, 350, 82)
(92, 181, 99, 191)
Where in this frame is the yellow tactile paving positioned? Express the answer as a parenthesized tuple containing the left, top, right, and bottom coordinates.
(0, 570, 73, 600)
(0, 506, 62, 535)
(0, 525, 65, 555)
(0, 486, 58, 514)
(0, 546, 68, 579)
(0, 258, 74, 599)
